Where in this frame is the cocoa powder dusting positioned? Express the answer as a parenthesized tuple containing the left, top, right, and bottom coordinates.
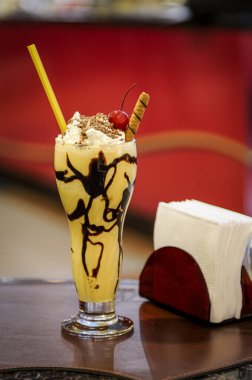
(68, 113, 122, 141)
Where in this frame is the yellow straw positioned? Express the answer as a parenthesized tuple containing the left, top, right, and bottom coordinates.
(27, 44, 67, 133)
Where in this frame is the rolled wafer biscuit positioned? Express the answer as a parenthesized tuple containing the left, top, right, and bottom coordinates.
(125, 92, 150, 142)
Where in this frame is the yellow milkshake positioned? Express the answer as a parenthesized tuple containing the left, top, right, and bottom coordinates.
(54, 111, 140, 338)
(55, 139, 137, 303)
(26, 44, 150, 338)
(54, 92, 149, 339)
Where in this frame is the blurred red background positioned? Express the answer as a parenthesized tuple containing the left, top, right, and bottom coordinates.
(1, 23, 252, 222)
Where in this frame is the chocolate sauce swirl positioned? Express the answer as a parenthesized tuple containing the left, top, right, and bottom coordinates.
(55, 150, 137, 292)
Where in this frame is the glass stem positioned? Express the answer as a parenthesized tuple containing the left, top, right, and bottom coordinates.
(78, 301, 118, 327)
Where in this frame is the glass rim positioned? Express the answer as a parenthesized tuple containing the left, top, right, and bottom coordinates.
(55, 139, 136, 148)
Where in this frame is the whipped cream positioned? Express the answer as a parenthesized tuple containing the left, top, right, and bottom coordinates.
(56, 112, 125, 145)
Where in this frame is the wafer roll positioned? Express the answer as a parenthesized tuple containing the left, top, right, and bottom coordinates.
(125, 92, 150, 142)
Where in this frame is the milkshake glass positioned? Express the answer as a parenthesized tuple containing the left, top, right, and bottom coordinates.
(54, 139, 137, 339)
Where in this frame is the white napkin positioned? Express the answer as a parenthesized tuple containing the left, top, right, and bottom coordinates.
(154, 200, 252, 323)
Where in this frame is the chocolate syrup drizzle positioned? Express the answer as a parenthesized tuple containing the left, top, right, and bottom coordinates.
(55, 150, 136, 293)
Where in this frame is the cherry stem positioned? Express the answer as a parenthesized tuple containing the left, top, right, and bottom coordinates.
(120, 83, 136, 110)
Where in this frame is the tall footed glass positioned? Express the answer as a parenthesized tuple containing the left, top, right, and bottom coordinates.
(54, 140, 137, 339)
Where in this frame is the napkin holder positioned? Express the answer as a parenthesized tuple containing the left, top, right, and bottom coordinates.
(139, 246, 252, 323)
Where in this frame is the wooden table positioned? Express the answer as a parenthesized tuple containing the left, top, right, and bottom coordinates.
(1, 279, 252, 379)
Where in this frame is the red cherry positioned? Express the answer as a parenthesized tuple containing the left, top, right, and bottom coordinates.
(108, 110, 129, 131)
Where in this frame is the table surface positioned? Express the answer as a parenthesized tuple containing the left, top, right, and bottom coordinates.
(2, 279, 252, 380)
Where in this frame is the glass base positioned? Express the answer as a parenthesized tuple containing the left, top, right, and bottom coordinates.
(62, 301, 134, 339)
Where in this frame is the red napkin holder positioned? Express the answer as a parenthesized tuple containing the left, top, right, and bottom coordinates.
(139, 246, 252, 323)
